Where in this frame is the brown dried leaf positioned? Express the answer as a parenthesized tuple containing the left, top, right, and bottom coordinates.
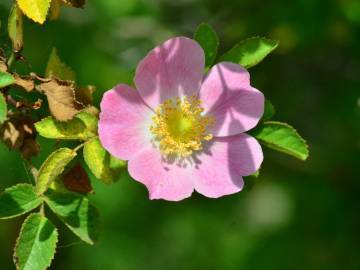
(0, 58, 8, 73)
(63, 163, 93, 194)
(75, 85, 95, 106)
(0, 116, 38, 159)
(61, 0, 85, 8)
(81, 106, 99, 117)
(50, 0, 62, 20)
(37, 78, 83, 121)
(13, 73, 35, 92)
(20, 138, 40, 159)
(0, 120, 24, 149)
(32, 99, 43, 110)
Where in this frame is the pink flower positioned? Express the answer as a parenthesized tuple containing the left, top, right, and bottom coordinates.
(99, 37, 264, 201)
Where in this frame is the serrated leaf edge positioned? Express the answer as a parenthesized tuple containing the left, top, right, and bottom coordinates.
(255, 121, 309, 160)
(13, 213, 58, 270)
(0, 184, 43, 220)
(16, 0, 51, 24)
(221, 36, 279, 69)
(36, 148, 77, 195)
(43, 193, 98, 245)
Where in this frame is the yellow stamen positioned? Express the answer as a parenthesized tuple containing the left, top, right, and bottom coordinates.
(150, 95, 214, 158)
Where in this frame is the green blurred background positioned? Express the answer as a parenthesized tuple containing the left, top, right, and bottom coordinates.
(1, 0, 360, 269)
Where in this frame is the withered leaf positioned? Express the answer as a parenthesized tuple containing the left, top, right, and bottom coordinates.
(0, 120, 24, 149)
(37, 78, 83, 121)
(0, 58, 8, 72)
(20, 137, 40, 159)
(63, 163, 93, 194)
(0, 116, 38, 160)
(61, 0, 85, 8)
(81, 106, 99, 117)
(75, 85, 95, 106)
(13, 73, 35, 92)
(50, 0, 62, 20)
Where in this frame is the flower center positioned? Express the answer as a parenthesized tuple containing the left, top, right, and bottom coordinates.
(150, 95, 214, 158)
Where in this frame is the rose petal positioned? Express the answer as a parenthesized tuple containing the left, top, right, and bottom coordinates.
(199, 62, 264, 136)
(98, 84, 153, 160)
(193, 133, 263, 198)
(135, 37, 205, 109)
(128, 147, 194, 201)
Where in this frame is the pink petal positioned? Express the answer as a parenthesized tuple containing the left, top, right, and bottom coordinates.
(128, 147, 194, 201)
(134, 37, 205, 109)
(98, 84, 153, 160)
(199, 62, 264, 136)
(193, 133, 263, 198)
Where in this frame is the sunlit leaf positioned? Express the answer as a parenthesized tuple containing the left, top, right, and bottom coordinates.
(0, 93, 7, 124)
(16, 0, 51, 24)
(45, 47, 75, 81)
(194, 23, 219, 67)
(14, 213, 58, 270)
(8, 4, 23, 52)
(35, 111, 97, 140)
(44, 190, 100, 244)
(250, 121, 309, 160)
(84, 137, 126, 184)
(0, 184, 42, 219)
(0, 71, 15, 88)
(221, 37, 279, 68)
(36, 148, 77, 195)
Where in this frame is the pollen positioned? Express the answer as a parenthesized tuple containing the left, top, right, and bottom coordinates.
(150, 95, 214, 158)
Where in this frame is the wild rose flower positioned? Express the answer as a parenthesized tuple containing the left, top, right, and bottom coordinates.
(99, 37, 264, 201)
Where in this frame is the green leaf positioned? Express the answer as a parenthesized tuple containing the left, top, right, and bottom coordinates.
(8, 4, 23, 52)
(36, 148, 77, 195)
(16, 0, 51, 24)
(194, 23, 219, 67)
(35, 111, 97, 140)
(0, 184, 43, 219)
(0, 71, 16, 88)
(250, 121, 309, 160)
(0, 93, 7, 123)
(45, 47, 76, 81)
(84, 137, 126, 184)
(221, 37, 279, 68)
(262, 99, 275, 121)
(44, 190, 100, 244)
(14, 213, 58, 270)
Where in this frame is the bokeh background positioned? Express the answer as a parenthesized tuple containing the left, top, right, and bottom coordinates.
(1, 0, 360, 269)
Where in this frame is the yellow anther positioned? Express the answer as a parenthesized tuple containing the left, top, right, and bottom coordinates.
(150, 95, 214, 158)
